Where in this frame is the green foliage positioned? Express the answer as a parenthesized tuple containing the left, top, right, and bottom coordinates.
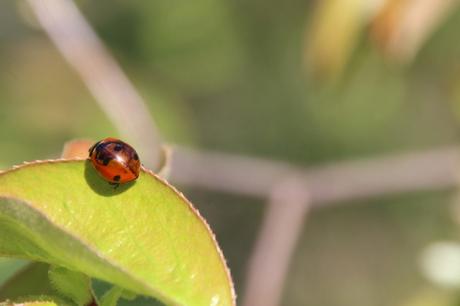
(0, 263, 53, 301)
(0, 302, 58, 306)
(0, 160, 234, 306)
(0, 259, 28, 285)
(99, 286, 124, 306)
(48, 266, 93, 306)
(0, 292, 71, 306)
(137, 0, 244, 90)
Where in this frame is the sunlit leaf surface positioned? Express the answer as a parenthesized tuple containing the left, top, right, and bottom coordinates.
(0, 160, 234, 306)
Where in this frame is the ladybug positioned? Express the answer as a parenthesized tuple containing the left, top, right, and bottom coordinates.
(89, 137, 140, 187)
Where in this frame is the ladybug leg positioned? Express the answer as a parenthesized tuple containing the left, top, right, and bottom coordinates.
(109, 182, 120, 189)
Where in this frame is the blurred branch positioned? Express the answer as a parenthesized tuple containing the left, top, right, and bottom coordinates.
(26, 0, 162, 170)
(26, 0, 459, 207)
(170, 145, 459, 306)
(170, 146, 459, 205)
(241, 179, 311, 306)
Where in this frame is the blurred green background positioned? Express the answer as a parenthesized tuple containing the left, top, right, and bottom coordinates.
(2, 0, 460, 305)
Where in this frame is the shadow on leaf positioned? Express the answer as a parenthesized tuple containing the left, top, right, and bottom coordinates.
(84, 160, 135, 197)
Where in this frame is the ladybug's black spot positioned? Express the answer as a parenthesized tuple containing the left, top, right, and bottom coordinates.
(133, 153, 139, 160)
(113, 175, 121, 182)
(114, 143, 123, 152)
(96, 150, 105, 161)
(103, 156, 111, 166)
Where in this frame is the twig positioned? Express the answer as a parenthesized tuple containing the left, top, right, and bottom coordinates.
(170, 145, 460, 205)
(241, 178, 311, 306)
(26, 0, 162, 170)
(171, 146, 459, 306)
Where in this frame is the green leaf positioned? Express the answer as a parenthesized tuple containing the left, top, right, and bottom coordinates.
(0, 302, 58, 306)
(48, 266, 93, 306)
(92, 279, 162, 306)
(0, 262, 53, 300)
(0, 294, 72, 306)
(0, 160, 234, 306)
(99, 286, 124, 306)
(119, 289, 136, 301)
(0, 258, 28, 285)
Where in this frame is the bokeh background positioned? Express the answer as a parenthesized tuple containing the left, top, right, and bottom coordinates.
(2, 1, 460, 305)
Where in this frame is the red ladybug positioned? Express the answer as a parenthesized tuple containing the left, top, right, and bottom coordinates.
(89, 137, 140, 187)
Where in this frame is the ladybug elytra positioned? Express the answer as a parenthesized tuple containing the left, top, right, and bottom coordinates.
(89, 137, 140, 187)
